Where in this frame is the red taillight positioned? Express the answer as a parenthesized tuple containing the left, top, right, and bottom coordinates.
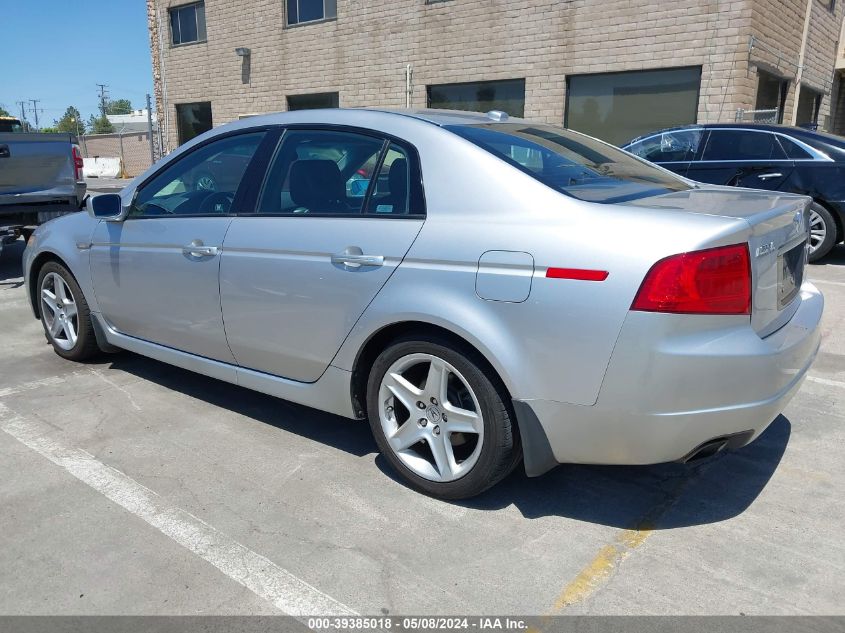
(631, 244, 751, 315)
(72, 146, 84, 181)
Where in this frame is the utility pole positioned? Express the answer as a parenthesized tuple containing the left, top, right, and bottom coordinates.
(28, 99, 41, 131)
(15, 100, 27, 125)
(146, 93, 155, 163)
(96, 83, 109, 116)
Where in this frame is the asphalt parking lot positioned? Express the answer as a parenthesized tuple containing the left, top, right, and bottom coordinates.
(1, 237, 844, 616)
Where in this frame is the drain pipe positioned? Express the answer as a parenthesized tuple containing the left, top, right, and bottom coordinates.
(790, 0, 814, 125)
(405, 64, 413, 108)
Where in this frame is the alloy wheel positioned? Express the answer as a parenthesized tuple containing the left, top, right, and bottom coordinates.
(377, 353, 484, 483)
(40, 272, 79, 351)
(809, 208, 827, 254)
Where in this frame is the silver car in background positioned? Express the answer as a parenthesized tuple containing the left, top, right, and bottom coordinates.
(23, 109, 823, 499)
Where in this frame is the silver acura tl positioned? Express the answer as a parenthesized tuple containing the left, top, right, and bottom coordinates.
(23, 109, 823, 499)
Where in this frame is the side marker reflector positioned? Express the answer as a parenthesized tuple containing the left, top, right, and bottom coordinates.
(546, 268, 609, 282)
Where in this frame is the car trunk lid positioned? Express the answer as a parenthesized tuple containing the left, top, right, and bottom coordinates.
(629, 185, 810, 337)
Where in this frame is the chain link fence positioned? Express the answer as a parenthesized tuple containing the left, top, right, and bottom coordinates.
(78, 126, 163, 178)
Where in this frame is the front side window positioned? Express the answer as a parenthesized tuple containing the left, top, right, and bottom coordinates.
(625, 129, 703, 163)
(701, 130, 785, 161)
(170, 2, 206, 45)
(133, 132, 264, 217)
(448, 123, 690, 204)
(287, 0, 336, 25)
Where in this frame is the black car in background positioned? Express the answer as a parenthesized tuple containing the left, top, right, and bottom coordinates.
(623, 124, 845, 261)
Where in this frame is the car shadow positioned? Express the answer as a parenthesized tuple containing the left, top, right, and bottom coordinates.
(812, 243, 845, 267)
(110, 351, 789, 530)
(0, 238, 25, 287)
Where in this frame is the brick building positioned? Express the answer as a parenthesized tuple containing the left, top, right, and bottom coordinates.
(146, 0, 845, 152)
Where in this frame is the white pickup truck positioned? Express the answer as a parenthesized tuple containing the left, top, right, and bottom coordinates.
(0, 121, 87, 254)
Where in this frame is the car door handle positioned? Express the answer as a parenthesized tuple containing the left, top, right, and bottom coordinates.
(331, 252, 384, 268)
(182, 240, 219, 258)
(757, 172, 783, 180)
(0, 145, 10, 158)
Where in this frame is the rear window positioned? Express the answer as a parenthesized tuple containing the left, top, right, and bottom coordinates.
(446, 123, 690, 204)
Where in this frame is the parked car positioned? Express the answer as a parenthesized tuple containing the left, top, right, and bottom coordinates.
(623, 124, 845, 262)
(23, 109, 822, 499)
(0, 131, 86, 253)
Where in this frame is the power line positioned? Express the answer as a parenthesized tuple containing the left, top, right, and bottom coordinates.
(96, 83, 110, 116)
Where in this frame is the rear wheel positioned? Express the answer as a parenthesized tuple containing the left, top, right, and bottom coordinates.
(366, 336, 519, 499)
(808, 203, 837, 263)
(37, 262, 99, 361)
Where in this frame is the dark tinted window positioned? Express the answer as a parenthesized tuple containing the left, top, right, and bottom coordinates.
(257, 130, 385, 215)
(133, 132, 264, 217)
(778, 136, 813, 159)
(176, 102, 213, 145)
(427, 79, 525, 117)
(170, 2, 206, 45)
(287, 92, 339, 110)
(625, 129, 703, 163)
(701, 130, 786, 161)
(287, 0, 336, 25)
(448, 123, 690, 204)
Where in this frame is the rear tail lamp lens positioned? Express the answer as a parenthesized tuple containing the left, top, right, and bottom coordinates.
(631, 244, 751, 315)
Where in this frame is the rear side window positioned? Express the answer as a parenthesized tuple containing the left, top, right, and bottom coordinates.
(701, 130, 786, 161)
(625, 130, 702, 163)
(778, 136, 814, 159)
(257, 130, 424, 216)
(447, 123, 690, 204)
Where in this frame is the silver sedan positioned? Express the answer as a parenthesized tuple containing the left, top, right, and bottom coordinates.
(23, 109, 823, 499)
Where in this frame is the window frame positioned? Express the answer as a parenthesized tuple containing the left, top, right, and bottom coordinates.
(127, 128, 278, 220)
(285, 0, 337, 27)
(249, 124, 427, 219)
(169, 1, 207, 47)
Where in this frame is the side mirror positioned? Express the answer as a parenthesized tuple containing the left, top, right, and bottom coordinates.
(89, 193, 127, 222)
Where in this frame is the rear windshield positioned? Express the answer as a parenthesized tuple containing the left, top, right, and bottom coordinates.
(0, 119, 24, 133)
(446, 123, 691, 204)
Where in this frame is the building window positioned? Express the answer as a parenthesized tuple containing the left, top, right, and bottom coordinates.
(796, 87, 822, 128)
(287, 0, 337, 25)
(170, 2, 206, 46)
(755, 70, 789, 124)
(176, 102, 213, 145)
(565, 67, 701, 146)
(287, 92, 340, 110)
(427, 79, 526, 117)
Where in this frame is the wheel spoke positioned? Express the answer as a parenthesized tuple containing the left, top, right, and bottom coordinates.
(50, 317, 62, 337)
(424, 359, 449, 404)
(55, 278, 68, 304)
(64, 302, 77, 319)
(389, 420, 422, 451)
(385, 372, 423, 412)
(444, 405, 481, 435)
(41, 288, 58, 314)
(428, 433, 456, 479)
(63, 319, 77, 345)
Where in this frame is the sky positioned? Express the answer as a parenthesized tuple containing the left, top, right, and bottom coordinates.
(0, 0, 154, 126)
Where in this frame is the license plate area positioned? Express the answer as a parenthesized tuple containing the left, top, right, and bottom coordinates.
(778, 243, 805, 309)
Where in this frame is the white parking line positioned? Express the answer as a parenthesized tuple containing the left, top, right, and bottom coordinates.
(0, 403, 356, 617)
(806, 375, 845, 389)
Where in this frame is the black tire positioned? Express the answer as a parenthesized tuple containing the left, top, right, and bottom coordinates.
(366, 335, 520, 499)
(36, 261, 100, 361)
(808, 203, 837, 263)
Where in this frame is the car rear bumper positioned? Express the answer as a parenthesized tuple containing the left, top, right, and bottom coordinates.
(515, 282, 823, 475)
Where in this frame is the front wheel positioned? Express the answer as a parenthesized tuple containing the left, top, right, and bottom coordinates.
(808, 203, 837, 263)
(37, 262, 99, 361)
(366, 336, 520, 499)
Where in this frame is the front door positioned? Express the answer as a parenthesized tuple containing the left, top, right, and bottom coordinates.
(221, 129, 425, 382)
(685, 128, 794, 192)
(90, 131, 266, 362)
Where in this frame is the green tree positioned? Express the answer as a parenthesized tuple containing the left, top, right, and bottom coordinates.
(88, 114, 114, 134)
(105, 98, 133, 115)
(0, 105, 12, 117)
(55, 106, 85, 135)
(40, 126, 59, 134)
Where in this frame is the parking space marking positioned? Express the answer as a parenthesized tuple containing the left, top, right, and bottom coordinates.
(0, 370, 88, 398)
(807, 375, 845, 389)
(0, 402, 357, 618)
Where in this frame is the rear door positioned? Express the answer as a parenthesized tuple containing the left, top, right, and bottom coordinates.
(685, 128, 795, 191)
(220, 128, 425, 382)
(623, 128, 703, 177)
